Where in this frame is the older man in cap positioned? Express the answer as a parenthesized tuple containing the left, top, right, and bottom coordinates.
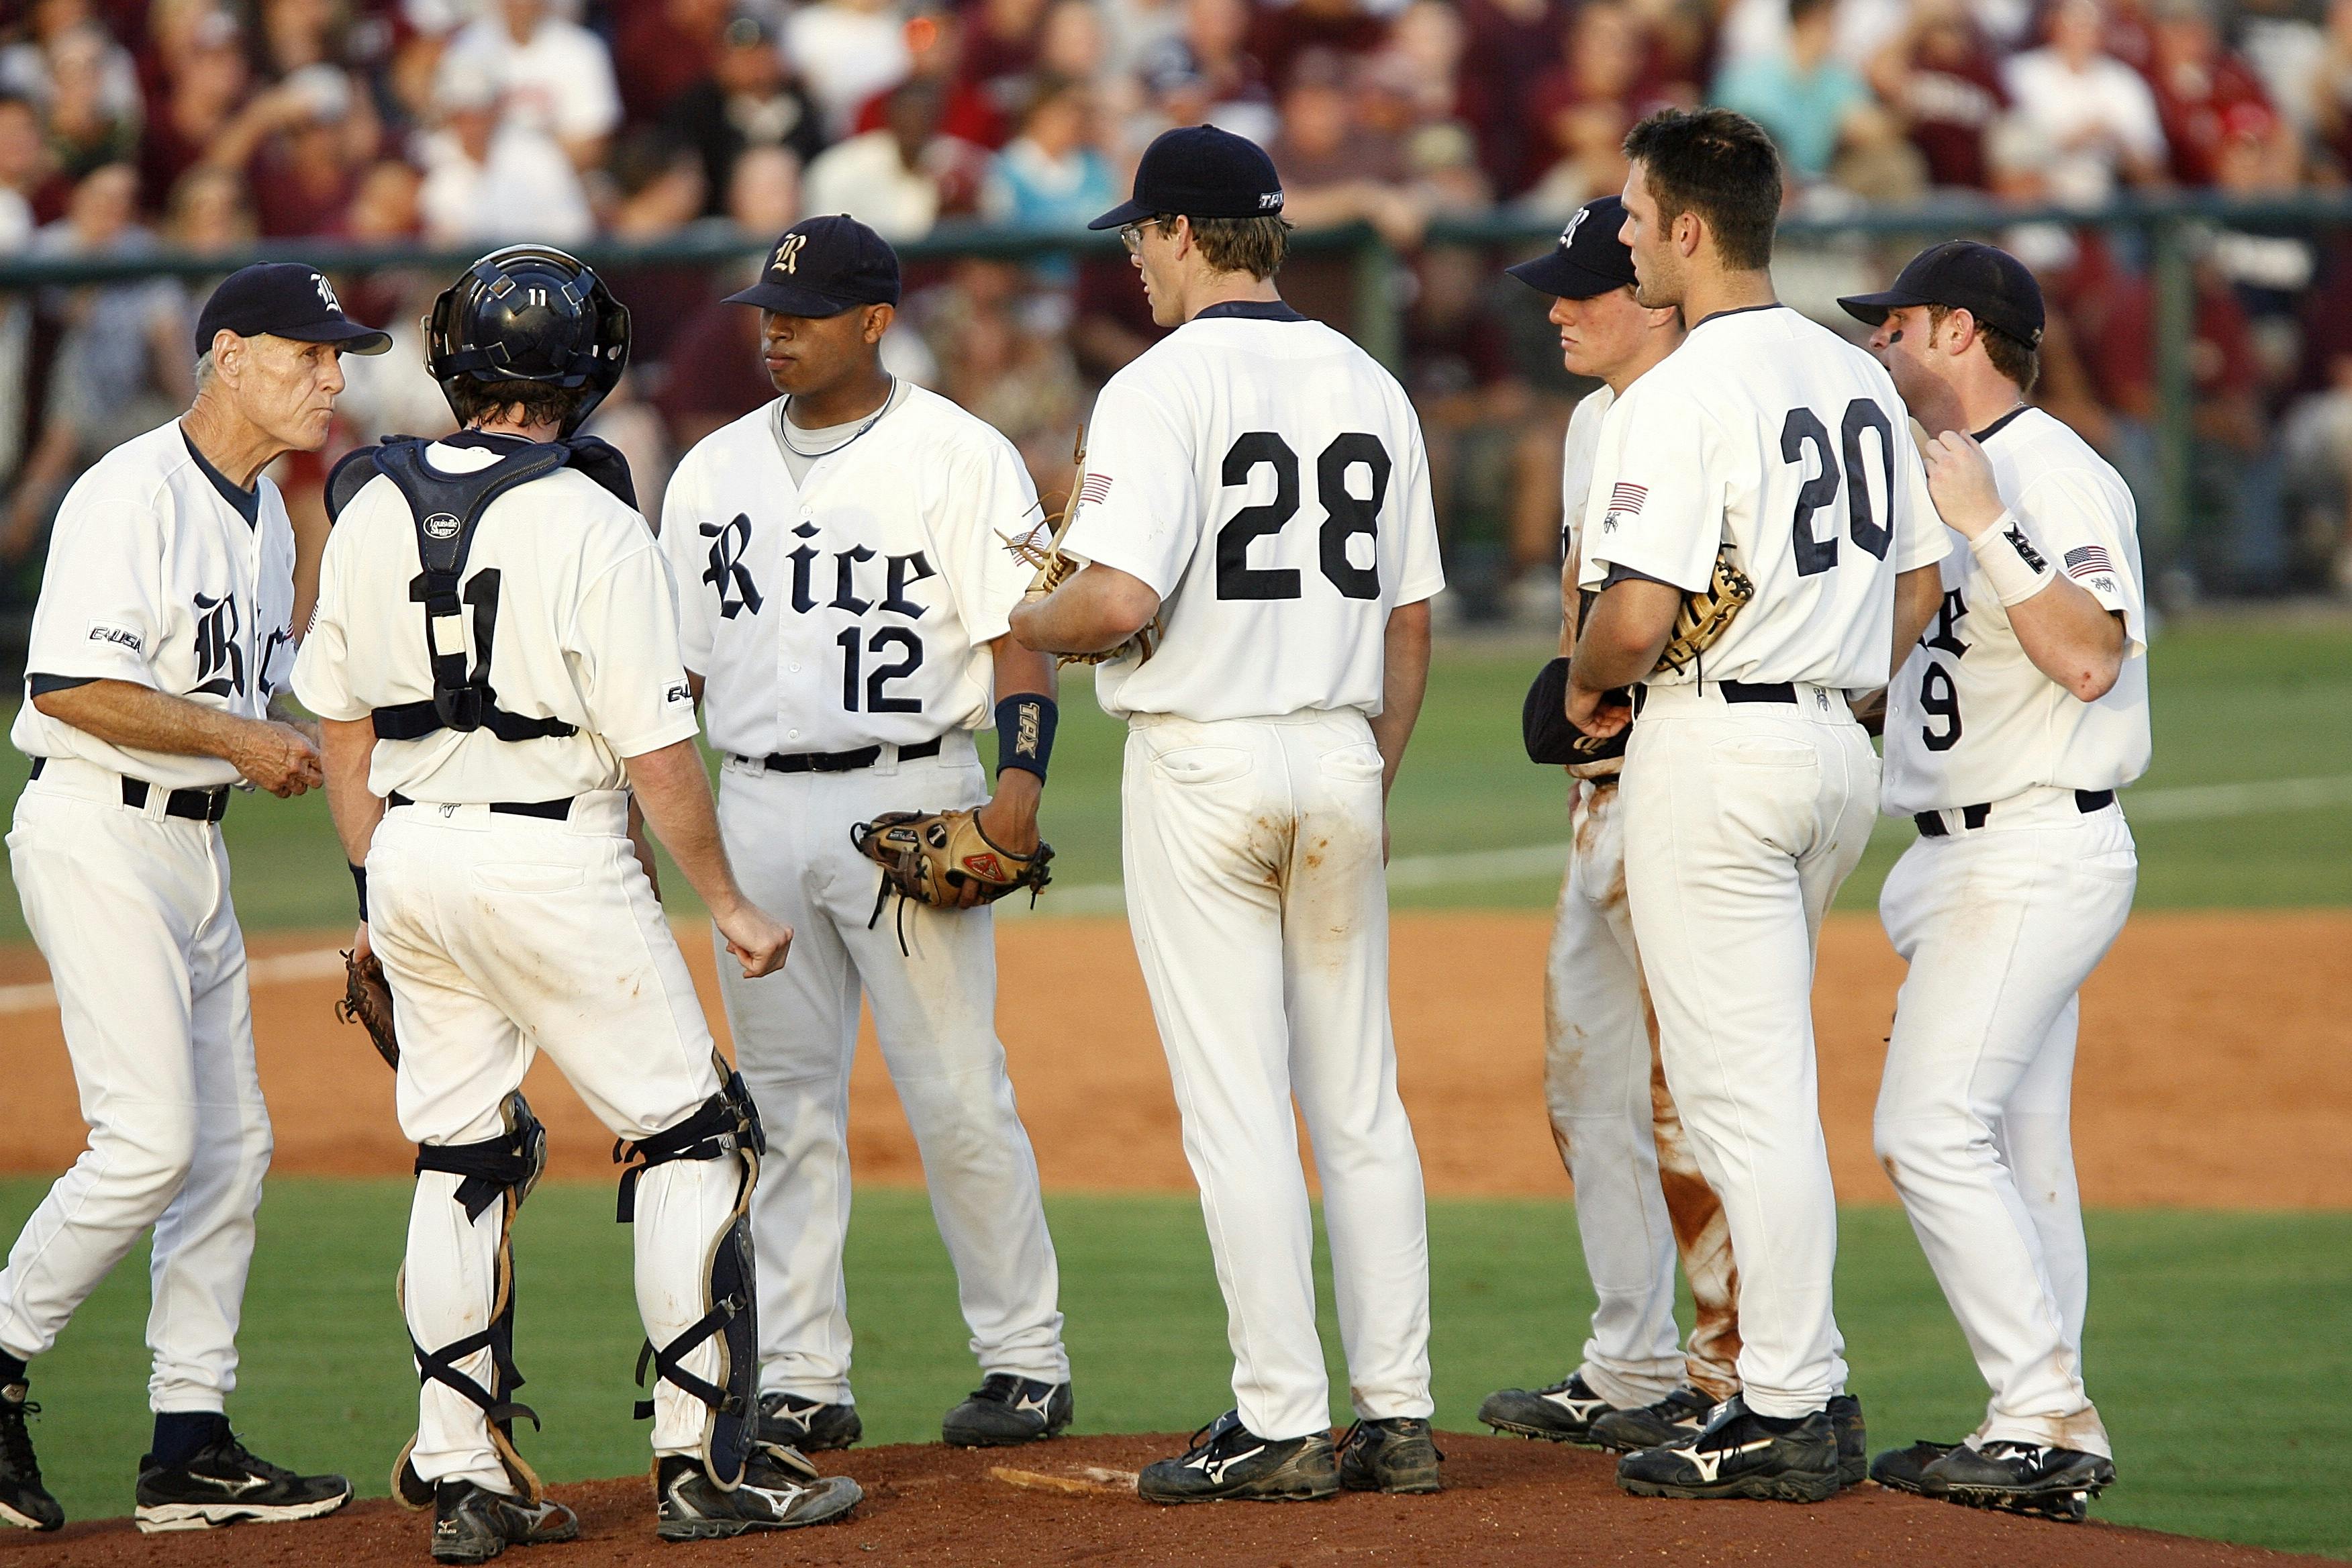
(659, 213, 1074, 1455)
(0, 262, 386, 1535)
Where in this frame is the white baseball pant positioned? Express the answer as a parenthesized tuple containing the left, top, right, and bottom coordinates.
(368, 791, 735, 1490)
(1875, 790, 2135, 1457)
(1619, 682, 1875, 1420)
(1120, 709, 1432, 1443)
(714, 736, 1067, 1405)
(0, 761, 272, 1415)
(1545, 775, 1739, 1408)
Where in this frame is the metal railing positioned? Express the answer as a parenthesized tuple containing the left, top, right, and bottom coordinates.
(2, 189, 2347, 561)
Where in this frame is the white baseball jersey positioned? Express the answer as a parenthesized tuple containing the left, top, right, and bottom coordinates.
(1579, 306, 1949, 689)
(660, 386, 1044, 758)
(1882, 407, 2150, 813)
(293, 435, 702, 800)
(1561, 385, 1613, 560)
(11, 420, 298, 789)
(1060, 302, 1444, 722)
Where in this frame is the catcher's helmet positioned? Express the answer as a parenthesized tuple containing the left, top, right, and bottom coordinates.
(424, 245, 630, 433)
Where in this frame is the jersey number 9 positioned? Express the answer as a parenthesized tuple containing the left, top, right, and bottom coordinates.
(1215, 431, 1391, 602)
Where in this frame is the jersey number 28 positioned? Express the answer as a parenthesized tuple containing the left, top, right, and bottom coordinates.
(1781, 401, 1895, 576)
(1215, 432, 1389, 601)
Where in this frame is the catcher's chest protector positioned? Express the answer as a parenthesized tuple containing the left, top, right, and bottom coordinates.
(326, 436, 640, 746)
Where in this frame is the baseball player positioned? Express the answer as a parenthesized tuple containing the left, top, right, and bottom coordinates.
(1479, 198, 1737, 1444)
(658, 214, 1074, 1453)
(0, 264, 381, 1536)
(1010, 125, 1446, 1504)
(1564, 109, 1948, 1502)
(1839, 242, 2145, 1522)
(295, 245, 862, 1560)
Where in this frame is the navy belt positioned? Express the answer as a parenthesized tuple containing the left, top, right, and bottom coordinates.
(28, 757, 230, 822)
(1631, 681, 1794, 717)
(1915, 789, 2114, 838)
(387, 791, 575, 820)
(736, 737, 943, 775)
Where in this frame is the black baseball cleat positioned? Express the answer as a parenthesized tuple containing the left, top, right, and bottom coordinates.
(1920, 1440, 2115, 1522)
(1477, 1372, 1620, 1444)
(1589, 1386, 1716, 1453)
(430, 1480, 579, 1565)
(1336, 1416, 1442, 1494)
(653, 1448, 863, 1540)
(755, 1391, 863, 1453)
(1137, 1411, 1340, 1504)
(942, 1375, 1073, 1447)
(132, 1428, 350, 1532)
(1616, 1396, 1841, 1503)
(1869, 1438, 1959, 1495)
(1828, 1393, 1868, 1487)
(0, 1381, 63, 1532)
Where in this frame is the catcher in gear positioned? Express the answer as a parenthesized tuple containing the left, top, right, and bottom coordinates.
(657, 215, 1075, 1454)
(301, 243, 862, 1561)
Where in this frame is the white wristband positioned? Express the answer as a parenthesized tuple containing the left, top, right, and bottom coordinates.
(1969, 514, 2055, 605)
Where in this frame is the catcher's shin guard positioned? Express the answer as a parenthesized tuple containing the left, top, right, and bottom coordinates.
(614, 1060, 766, 1488)
(395, 1092, 550, 1510)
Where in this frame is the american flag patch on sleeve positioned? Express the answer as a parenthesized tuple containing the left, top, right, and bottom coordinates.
(2063, 544, 2113, 579)
(1077, 473, 1114, 507)
(1608, 482, 1647, 516)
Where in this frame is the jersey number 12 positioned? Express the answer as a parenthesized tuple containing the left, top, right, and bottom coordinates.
(1215, 432, 1389, 601)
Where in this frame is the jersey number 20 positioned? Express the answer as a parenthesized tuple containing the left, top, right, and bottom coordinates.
(1781, 401, 1895, 576)
(1215, 432, 1389, 601)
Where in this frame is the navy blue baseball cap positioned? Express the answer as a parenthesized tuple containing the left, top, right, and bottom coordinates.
(724, 214, 902, 316)
(194, 262, 391, 355)
(1506, 195, 1638, 300)
(1087, 124, 1283, 230)
(1837, 239, 2045, 347)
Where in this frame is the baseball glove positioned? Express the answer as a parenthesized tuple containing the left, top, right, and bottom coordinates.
(1003, 428, 1160, 669)
(1522, 656, 1628, 771)
(337, 949, 399, 1070)
(1652, 551, 1756, 677)
(852, 807, 1055, 948)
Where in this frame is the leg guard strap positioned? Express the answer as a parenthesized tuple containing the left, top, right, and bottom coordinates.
(612, 1065, 766, 1222)
(614, 1059, 765, 1487)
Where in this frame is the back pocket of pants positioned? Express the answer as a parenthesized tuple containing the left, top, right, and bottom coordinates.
(1318, 743, 1386, 785)
(1152, 746, 1252, 787)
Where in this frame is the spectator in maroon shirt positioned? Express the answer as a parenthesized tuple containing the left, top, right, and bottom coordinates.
(1454, 0, 1568, 196)
(2143, 0, 2294, 186)
(1869, 0, 2009, 189)
(961, 0, 1052, 113)
(852, 2, 1007, 148)
(1524, 2, 1663, 209)
(230, 64, 377, 238)
(138, 11, 249, 213)
(1247, 0, 1389, 96)
(615, 0, 730, 124)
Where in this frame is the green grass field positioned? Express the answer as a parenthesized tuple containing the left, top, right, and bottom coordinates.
(1, 1181, 2345, 1557)
(0, 615, 2348, 940)
(1, 618, 2347, 1554)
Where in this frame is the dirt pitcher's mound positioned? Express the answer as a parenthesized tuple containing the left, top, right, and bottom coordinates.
(0, 1434, 2323, 1568)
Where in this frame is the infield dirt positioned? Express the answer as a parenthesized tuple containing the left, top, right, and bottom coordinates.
(3, 909, 2349, 1208)
(0, 1432, 2332, 1568)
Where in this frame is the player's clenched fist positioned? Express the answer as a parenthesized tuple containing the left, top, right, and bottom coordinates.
(713, 898, 793, 979)
(1922, 430, 2006, 538)
(235, 718, 324, 796)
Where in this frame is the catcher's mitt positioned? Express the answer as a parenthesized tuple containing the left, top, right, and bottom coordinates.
(1652, 550, 1755, 677)
(1522, 656, 1628, 772)
(1003, 428, 1160, 669)
(853, 807, 1055, 950)
(338, 949, 399, 1070)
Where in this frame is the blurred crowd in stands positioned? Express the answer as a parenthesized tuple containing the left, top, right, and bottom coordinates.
(1, 0, 2351, 622)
